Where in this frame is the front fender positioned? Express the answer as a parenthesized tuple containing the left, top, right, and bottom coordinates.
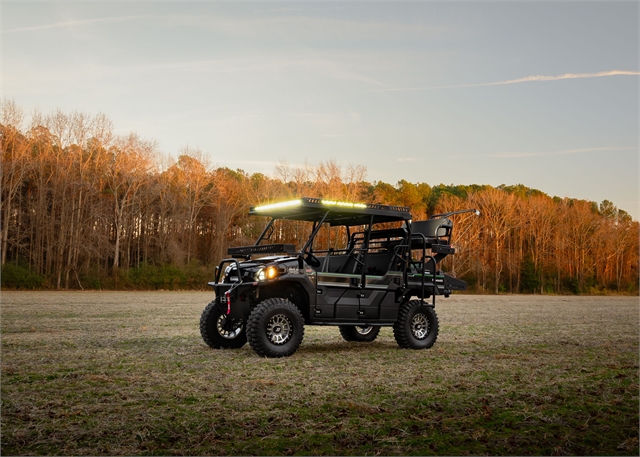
(220, 283, 254, 320)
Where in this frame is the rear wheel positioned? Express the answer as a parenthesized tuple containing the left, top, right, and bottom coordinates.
(393, 300, 439, 349)
(246, 298, 305, 358)
(339, 325, 380, 342)
(200, 300, 247, 349)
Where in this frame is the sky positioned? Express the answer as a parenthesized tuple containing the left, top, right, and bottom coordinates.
(3, 1, 639, 219)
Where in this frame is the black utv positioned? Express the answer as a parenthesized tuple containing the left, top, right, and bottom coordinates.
(200, 197, 479, 357)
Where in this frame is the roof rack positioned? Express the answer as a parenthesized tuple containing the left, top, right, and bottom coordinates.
(249, 197, 412, 226)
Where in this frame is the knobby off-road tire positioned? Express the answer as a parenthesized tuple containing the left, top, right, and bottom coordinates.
(393, 300, 439, 349)
(200, 300, 247, 349)
(339, 325, 380, 342)
(246, 298, 305, 358)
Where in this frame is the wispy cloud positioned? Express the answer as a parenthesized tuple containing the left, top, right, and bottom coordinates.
(3, 16, 149, 33)
(489, 146, 636, 158)
(11, 12, 438, 38)
(378, 71, 640, 92)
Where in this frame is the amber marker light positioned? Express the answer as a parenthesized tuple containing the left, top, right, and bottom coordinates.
(266, 266, 278, 279)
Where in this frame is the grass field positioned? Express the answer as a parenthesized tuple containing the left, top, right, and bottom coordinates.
(1, 291, 638, 456)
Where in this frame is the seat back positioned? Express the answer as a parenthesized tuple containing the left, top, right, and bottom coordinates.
(411, 218, 453, 239)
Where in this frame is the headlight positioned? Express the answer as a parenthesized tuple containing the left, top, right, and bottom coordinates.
(256, 266, 278, 281)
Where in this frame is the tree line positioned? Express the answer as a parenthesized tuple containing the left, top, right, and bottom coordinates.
(2, 100, 638, 293)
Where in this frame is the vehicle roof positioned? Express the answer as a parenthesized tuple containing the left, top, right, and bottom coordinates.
(249, 197, 412, 226)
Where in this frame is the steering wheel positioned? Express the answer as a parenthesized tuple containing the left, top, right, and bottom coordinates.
(304, 253, 321, 268)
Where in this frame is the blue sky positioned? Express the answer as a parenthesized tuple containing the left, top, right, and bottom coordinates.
(3, 1, 638, 218)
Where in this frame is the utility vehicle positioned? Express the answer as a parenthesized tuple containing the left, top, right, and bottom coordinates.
(200, 197, 479, 357)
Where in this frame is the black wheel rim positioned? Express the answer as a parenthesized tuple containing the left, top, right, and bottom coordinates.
(217, 315, 243, 339)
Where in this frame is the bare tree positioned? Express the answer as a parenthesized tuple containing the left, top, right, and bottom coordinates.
(470, 187, 519, 293)
(103, 133, 155, 271)
(1, 99, 30, 266)
(164, 149, 214, 264)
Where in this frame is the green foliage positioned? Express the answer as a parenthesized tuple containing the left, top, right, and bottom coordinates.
(520, 255, 541, 293)
(117, 262, 213, 290)
(461, 273, 478, 291)
(428, 183, 487, 214)
(565, 277, 580, 295)
(1, 261, 45, 289)
(79, 265, 104, 289)
(498, 183, 548, 198)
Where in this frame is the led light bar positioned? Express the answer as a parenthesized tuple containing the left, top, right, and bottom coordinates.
(252, 197, 409, 214)
(321, 199, 367, 209)
(253, 199, 302, 212)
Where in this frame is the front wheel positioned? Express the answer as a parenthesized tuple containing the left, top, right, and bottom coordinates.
(393, 300, 439, 349)
(246, 298, 305, 358)
(339, 325, 380, 342)
(200, 300, 247, 349)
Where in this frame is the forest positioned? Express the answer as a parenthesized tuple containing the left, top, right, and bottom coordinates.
(1, 100, 638, 294)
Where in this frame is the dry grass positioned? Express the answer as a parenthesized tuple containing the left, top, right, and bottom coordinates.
(1, 292, 638, 456)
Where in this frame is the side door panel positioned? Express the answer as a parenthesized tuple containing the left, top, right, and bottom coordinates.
(314, 273, 353, 318)
(315, 273, 400, 321)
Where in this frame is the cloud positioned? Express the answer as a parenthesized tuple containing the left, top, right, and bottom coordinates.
(185, 14, 444, 41)
(378, 70, 640, 92)
(6, 52, 387, 94)
(476, 71, 640, 87)
(6, 12, 445, 42)
(3, 16, 149, 33)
